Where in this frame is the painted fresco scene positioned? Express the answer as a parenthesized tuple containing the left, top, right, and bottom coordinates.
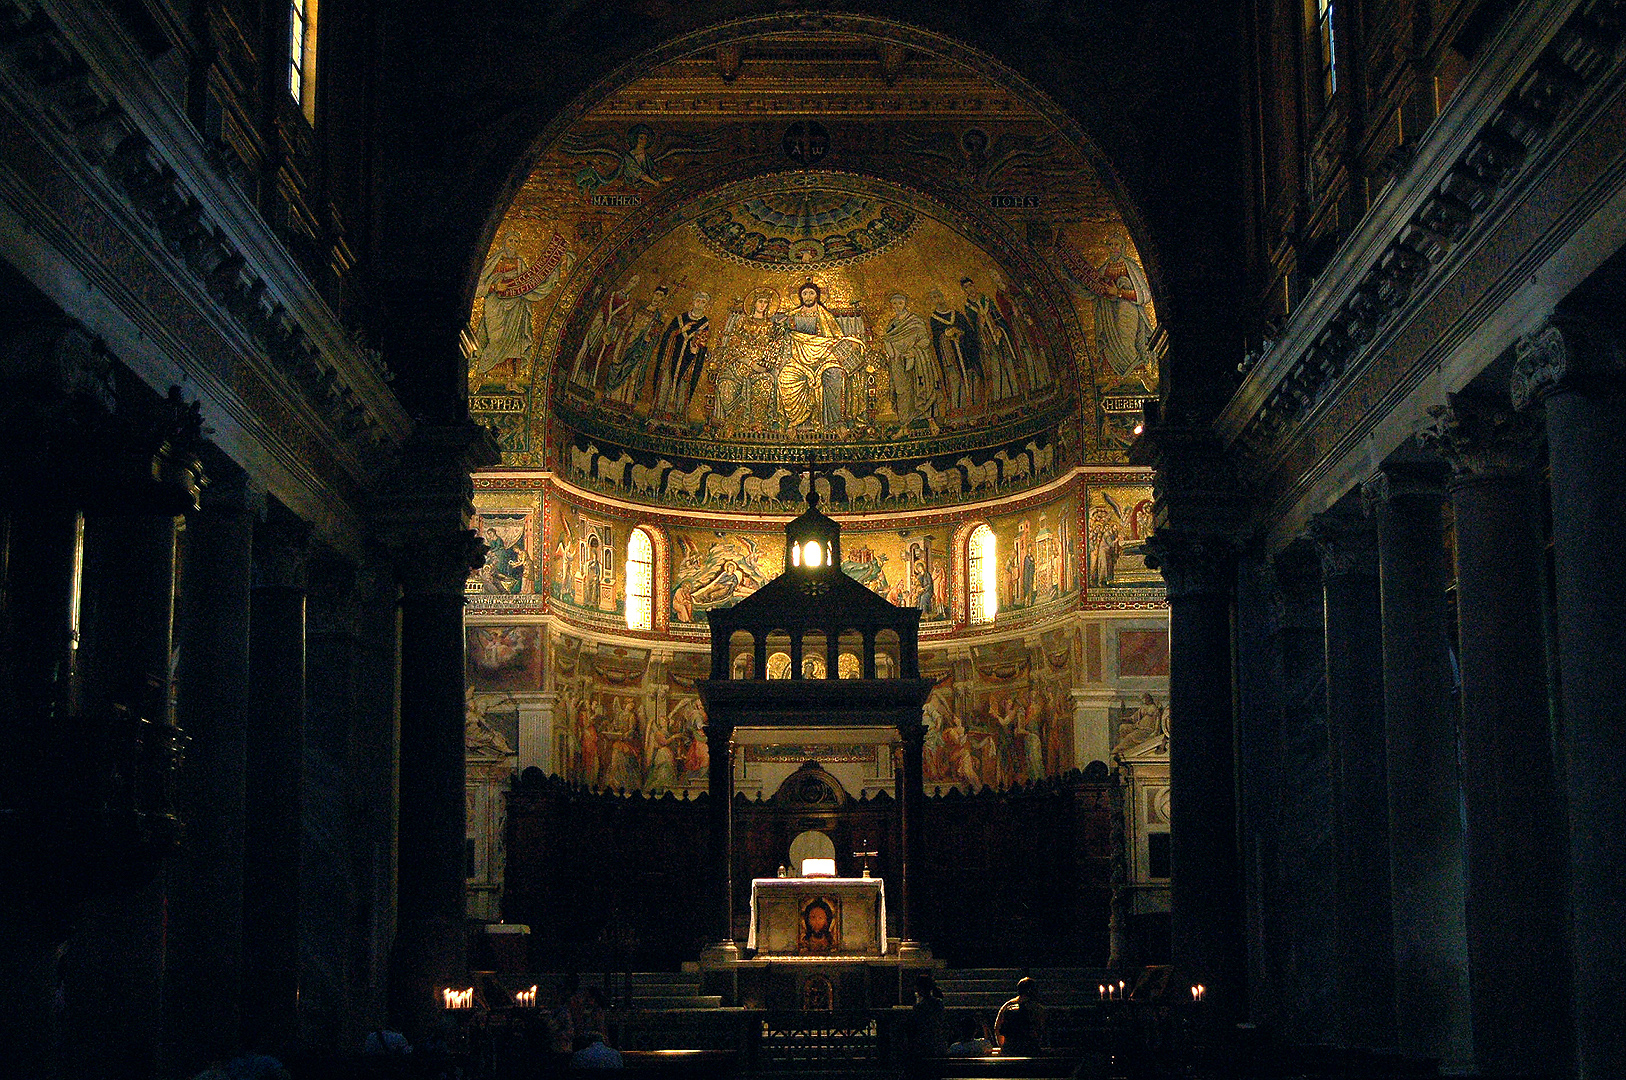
(467, 507, 539, 597)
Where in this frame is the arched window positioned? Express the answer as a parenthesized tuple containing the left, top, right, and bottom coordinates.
(287, 0, 318, 123)
(969, 523, 997, 624)
(625, 527, 653, 631)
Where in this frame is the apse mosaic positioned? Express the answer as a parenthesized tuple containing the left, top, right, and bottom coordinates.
(466, 51, 1164, 477)
(550, 176, 1074, 467)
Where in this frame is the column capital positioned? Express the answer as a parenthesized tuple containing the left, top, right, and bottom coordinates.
(1417, 394, 1540, 481)
(1131, 420, 1250, 540)
(1144, 530, 1239, 599)
(373, 421, 501, 600)
(1511, 314, 1626, 410)
(251, 501, 312, 590)
(1307, 509, 1379, 580)
(1360, 462, 1448, 514)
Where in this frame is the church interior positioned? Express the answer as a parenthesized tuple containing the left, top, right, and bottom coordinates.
(1, 0, 1622, 1077)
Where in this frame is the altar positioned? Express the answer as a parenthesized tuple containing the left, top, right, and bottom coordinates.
(748, 876, 887, 956)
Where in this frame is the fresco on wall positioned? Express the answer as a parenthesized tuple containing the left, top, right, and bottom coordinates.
(1085, 484, 1160, 600)
(467, 626, 544, 691)
(920, 629, 1079, 792)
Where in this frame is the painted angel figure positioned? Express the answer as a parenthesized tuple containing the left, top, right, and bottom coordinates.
(562, 125, 724, 194)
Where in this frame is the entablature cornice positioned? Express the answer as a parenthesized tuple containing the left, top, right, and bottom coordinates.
(1220, 0, 1610, 469)
(0, 0, 412, 544)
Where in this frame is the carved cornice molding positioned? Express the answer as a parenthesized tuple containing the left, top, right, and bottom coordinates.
(1220, 0, 1626, 464)
(374, 422, 502, 600)
(0, 0, 410, 483)
(1511, 314, 1626, 409)
(1418, 393, 1541, 480)
(1130, 420, 1250, 542)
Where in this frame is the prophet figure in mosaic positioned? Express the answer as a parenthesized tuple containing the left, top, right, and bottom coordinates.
(473, 228, 574, 384)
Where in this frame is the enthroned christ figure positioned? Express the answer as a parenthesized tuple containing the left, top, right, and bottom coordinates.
(772, 281, 864, 433)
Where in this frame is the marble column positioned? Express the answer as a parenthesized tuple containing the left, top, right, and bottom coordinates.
(1363, 465, 1470, 1070)
(896, 715, 925, 954)
(1419, 394, 1571, 1075)
(703, 717, 737, 961)
(377, 421, 499, 1041)
(1271, 544, 1338, 1044)
(1513, 318, 1626, 1080)
(302, 549, 366, 1051)
(1310, 510, 1396, 1052)
(242, 501, 310, 1055)
(164, 465, 255, 1076)
(1143, 530, 1246, 1022)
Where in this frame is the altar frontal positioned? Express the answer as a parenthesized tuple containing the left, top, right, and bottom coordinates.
(749, 876, 887, 956)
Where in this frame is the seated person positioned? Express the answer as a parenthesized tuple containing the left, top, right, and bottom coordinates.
(944, 1014, 992, 1056)
(994, 977, 1046, 1056)
(571, 1031, 623, 1069)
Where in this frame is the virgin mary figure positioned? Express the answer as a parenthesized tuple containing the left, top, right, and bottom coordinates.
(772, 281, 865, 431)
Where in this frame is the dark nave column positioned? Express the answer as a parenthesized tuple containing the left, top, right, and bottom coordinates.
(702, 716, 737, 965)
(1362, 466, 1470, 1071)
(1263, 544, 1338, 1044)
(377, 422, 499, 1041)
(1143, 529, 1245, 1021)
(1309, 511, 1396, 1053)
(242, 501, 311, 1055)
(1137, 424, 1248, 1023)
(1513, 318, 1626, 1080)
(896, 714, 925, 954)
(1422, 395, 1573, 1076)
(164, 463, 256, 1077)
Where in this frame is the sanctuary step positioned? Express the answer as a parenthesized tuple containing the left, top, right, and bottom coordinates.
(628, 971, 724, 1010)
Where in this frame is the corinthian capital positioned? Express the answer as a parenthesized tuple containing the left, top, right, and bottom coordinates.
(1511, 315, 1626, 411)
(1417, 393, 1539, 480)
(1306, 509, 1378, 580)
(373, 421, 501, 600)
(1143, 530, 1238, 599)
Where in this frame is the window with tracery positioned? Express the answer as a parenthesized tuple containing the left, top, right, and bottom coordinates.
(625, 527, 653, 631)
(969, 523, 997, 624)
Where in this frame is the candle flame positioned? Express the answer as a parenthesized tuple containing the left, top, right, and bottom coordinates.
(443, 987, 475, 1010)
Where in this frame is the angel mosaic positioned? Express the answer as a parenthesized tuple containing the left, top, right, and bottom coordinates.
(561, 125, 724, 194)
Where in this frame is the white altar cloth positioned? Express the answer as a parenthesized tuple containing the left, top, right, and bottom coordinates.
(747, 876, 887, 954)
